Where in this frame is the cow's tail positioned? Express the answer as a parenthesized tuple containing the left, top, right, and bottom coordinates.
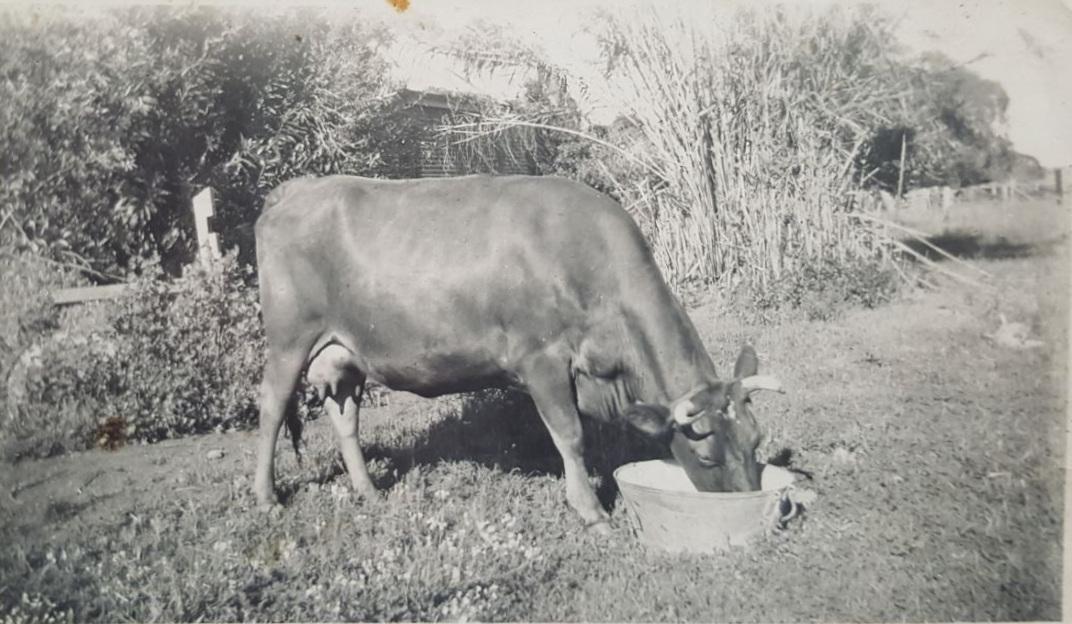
(285, 404, 304, 464)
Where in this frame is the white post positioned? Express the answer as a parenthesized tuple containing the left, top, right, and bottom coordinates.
(192, 187, 221, 268)
(941, 186, 954, 209)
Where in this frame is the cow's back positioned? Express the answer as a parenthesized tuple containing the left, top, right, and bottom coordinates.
(255, 174, 661, 395)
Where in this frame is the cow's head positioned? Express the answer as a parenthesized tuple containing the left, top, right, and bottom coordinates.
(625, 344, 783, 492)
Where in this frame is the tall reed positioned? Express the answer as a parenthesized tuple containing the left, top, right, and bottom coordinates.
(598, 4, 904, 289)
(447, 5, 910, 291)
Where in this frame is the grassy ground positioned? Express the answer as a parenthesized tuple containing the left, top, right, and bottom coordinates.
(0, 198, 1066, 622)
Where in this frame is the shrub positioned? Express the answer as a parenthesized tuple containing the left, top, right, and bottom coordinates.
(1, 335, 119, 459)
(1, 7, 395, 275)
(104, 256, 265, 442)
(0, 251, 80, 417)
(754, 257, 899, 321)
(2, 256, 264, 460)
(0, 12, 147, 272)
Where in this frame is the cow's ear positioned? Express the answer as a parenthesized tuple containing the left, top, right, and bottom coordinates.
(623, 402, 673, 439)
(733, 344, 759, 378)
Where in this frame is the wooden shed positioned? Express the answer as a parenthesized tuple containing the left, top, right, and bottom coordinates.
(381, 89, 538, 179)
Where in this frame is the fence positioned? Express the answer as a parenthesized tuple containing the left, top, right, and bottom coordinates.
(956, 179, 1048, 203)
(51, 187, 221, 306)
(853, 174, 1062, 214)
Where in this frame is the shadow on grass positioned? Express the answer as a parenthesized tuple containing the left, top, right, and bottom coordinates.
(9, 470, 69, 500)
(766, 447, 815, 482)
(42, 494, 117, 525)
(308, 392, 810, 512)
(365, 390, 668, 512)
(903, 231, 1040, 261)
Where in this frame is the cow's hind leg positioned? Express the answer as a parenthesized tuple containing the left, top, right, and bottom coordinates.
(521, 354, 610, 533)
(253, 347, 308, 508)
(325, 380, 379, 499)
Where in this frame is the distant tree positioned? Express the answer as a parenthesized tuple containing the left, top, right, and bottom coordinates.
(859, 51, 1017, 191)
(1009, 151, 1045, 181)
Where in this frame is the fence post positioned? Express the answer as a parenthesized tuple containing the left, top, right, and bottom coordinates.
(192, 187, 221, 268)
(1057, 168, 1063, 204)
(896, 132, 906, 199)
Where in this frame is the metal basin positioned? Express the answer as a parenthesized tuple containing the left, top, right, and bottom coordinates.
(614, 459, 798, 553)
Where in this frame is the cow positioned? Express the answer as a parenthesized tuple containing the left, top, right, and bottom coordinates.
(252, 174, 783, 532)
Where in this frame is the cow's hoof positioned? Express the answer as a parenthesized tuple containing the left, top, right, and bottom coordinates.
(585, 519, 612, 536)
(257, 501, 282, 515)
(253, 486, 279, 507)
(355, 489, 383, 502)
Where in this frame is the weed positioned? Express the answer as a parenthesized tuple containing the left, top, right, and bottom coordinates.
(754, 257, 899, 320)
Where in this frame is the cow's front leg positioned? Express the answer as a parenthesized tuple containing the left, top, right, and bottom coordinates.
(521, 354, 610, 534)
(325, 385, 378, 499)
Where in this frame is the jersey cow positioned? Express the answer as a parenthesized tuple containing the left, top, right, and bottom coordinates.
(252, 174, 783, 531)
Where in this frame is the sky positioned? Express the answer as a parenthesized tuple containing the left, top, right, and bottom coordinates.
(362, 0, 1072, 168)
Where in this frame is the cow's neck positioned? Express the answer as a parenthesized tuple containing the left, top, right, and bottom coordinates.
(622, 290, 718, 404)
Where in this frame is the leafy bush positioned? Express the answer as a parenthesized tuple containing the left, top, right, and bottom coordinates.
(1, 335, 118, 460)
(1, 7, 395, 275)
(0, 12, 145, 274)
(106, 256, 265, 441)
(754, 257, 899, 321)
(2, 256, 264, 460)
(0, 251, 80, 416)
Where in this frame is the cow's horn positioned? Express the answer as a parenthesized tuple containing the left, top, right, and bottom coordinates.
(741, 375, 784, 394)
(671, 399, 703, 426)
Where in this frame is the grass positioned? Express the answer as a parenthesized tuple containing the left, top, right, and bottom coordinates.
(0, 198, 1066, 621)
